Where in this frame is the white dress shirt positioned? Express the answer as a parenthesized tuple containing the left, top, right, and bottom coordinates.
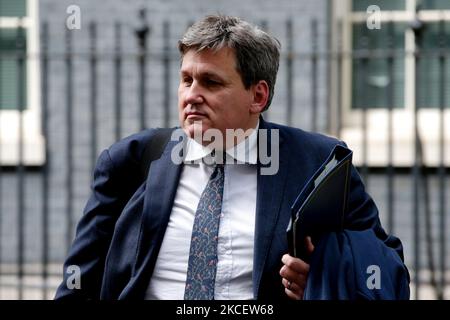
(145, 123, 259, 300)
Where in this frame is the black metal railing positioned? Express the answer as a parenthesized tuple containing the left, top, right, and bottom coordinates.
(0, 16, 448, 300)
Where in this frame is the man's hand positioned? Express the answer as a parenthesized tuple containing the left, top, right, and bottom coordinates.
(279, 236, 315, 300)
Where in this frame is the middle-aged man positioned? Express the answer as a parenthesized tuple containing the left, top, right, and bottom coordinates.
(55, 15, 409, 300)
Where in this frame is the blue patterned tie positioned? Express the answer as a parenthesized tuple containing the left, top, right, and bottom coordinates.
(184, 164, 225, 300)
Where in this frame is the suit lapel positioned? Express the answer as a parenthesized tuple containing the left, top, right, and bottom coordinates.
(253, 119, 289, 298)
(122, 123, 290, 299)
(122, 137, 184, 299)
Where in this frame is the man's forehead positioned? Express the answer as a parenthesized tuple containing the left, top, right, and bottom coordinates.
(180, 48, 237, 72)
(180, 66, 226, 78)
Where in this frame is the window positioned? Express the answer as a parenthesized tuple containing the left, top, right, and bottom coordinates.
(332, 0, 450, 166)
(419, 0, 450, 10)
(352, 0, 406, 11)
(351, 1, 450, 110)
(417, 21, 450, 108)
(351, 22, 406, 109)
(1, 0, 28, 110)
(0, 0, 44, 165)
(0, 27, 28, 110)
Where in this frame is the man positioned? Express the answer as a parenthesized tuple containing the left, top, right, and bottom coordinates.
(55, 15, 408, 300)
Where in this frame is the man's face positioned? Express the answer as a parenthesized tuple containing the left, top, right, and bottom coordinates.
(178, 47, 259, 142)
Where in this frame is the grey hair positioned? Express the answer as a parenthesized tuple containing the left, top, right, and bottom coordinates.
(178, 15, 281, 111)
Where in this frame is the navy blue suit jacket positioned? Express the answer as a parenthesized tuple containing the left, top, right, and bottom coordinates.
(55, 118, 407, 300)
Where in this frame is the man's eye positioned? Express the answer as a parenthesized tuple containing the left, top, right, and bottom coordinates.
(183, 78, 192, 86)
(206, 79, 220, 86)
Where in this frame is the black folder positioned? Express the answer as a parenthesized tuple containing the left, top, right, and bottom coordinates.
(286, 145, 353, 260)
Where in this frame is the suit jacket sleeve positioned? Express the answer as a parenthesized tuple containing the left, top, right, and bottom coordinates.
(344, 165, 405, 262)
(54, 148, 139, 299)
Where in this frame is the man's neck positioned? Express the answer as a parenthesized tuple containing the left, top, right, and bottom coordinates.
(210, 117, 260, 149)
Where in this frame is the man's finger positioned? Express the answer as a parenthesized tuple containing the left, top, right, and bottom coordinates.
(281, 254, 310, 274)
(282, 277, 297, 291)
(305, 236, 315, 254)
(284, 287, 303, 300)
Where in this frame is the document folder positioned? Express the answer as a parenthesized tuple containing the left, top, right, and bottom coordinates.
(286, 145, 353, 260)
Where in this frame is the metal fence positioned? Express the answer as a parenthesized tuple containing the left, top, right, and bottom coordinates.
(0, 16, 449, 300)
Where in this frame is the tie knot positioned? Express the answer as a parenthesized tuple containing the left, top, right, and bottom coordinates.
(212, 164, 224, 179)
(210, 149, 226, 166)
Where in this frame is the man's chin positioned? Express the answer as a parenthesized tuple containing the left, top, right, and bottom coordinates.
(183, 123, 209, 139)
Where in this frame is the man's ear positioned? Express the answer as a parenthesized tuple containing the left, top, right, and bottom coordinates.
(250, 80, 269, 114)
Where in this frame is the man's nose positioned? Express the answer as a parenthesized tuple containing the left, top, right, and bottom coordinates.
(185, 81, 204, 105)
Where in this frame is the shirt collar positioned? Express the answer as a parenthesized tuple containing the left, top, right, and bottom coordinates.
(184, 120, 259, 165)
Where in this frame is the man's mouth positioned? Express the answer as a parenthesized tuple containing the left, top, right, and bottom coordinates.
(186, 112, 207, 119)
